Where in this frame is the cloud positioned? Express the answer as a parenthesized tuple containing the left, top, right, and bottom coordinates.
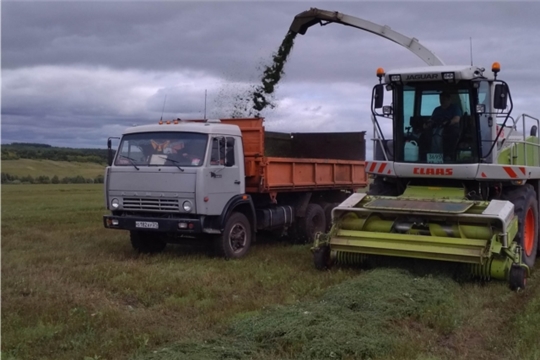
(2, 0, 540, 162)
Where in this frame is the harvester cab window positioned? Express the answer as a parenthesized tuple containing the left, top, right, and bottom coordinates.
(210, 137, 236, 166)
(477, 81, 493, 161)
(398, 85, 476, 164)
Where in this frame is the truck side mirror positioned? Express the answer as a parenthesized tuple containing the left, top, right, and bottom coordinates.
(373, 84, 384, 109)
(107, 139, 113, 166)
(494, 84, 508, 110)
(107, 137, 119, 166)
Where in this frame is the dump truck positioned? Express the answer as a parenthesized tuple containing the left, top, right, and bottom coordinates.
(103, 118, 367, 258)
(312, 63, 540, 290)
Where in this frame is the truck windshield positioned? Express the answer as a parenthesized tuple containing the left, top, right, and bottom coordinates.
(114, 132, 208, 167)
(395, 83, 479, 164)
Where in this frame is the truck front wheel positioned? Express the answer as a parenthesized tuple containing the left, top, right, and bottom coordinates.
(130, 231, 166, 254)
(215, 212, 252, 259)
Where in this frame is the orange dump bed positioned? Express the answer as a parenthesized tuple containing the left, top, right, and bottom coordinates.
(220, 118, 367, 193)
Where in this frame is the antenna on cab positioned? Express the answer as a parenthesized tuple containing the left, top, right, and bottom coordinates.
(160, 94, 167, 122)
(204, 89, 207, 119)
(470, 37, 473, 66)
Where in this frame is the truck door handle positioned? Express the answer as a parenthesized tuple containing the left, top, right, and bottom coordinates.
(234, 180, 241, 184)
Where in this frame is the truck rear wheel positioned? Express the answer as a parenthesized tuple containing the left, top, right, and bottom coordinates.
(215, 212, 252, 259)
(297, 203, 326, 244)
(503, 185, 538, 269)
(130, 231, 167, 254)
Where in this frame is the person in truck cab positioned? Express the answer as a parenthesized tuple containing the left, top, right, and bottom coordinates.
(424, 91, 462, 156)
(174, 141, 205, 166)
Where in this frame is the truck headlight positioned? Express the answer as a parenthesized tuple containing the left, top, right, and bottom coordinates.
(111, 198, 120, 209)
(183, 201, 192, 212)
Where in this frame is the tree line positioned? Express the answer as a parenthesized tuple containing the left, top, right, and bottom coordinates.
(1, 173, 105, 185)
(1, 142, 110, 164)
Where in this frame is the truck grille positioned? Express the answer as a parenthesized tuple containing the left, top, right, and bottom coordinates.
(123, 198, 180, 211)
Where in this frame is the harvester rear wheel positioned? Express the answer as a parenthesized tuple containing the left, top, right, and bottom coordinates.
(297, 203, 326, 244)
(313, 246, 331, 270)
(509, 265, 527, 291)
(130, 231, 167, 254)
(503, 185, 538, 269)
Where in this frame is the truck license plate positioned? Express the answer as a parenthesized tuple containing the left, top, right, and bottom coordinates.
(135, 221, 159, 229)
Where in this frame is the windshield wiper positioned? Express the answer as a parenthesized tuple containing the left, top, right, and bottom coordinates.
(119, 155, 140, 170)
(159, 156, 185, 171)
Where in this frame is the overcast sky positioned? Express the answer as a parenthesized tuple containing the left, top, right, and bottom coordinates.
(2, 1, 540, 159)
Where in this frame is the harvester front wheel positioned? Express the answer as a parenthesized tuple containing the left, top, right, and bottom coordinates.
(298, 203, 326, 244)
(313, 246, 331, 270)
(509, 265, 527, 291)
(130, 231, 167, 254)
(504, 185, 539, 269)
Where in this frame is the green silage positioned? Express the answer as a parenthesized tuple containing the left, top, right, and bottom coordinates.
(251, 30, 297, 115)
(138, 268, 460, 360)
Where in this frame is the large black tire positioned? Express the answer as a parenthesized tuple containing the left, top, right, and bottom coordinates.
(297, 203, 326, 244)
(367, 176, 399, 196)
(130, 231, 167, 254)
(214, 212, 252, 259)
(503, 185, 538, 269)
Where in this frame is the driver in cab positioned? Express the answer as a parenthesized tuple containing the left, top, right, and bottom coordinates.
(424, 91, 462, 154)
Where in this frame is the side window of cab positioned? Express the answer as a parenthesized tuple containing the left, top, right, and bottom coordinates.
(210, 137, 235, 166)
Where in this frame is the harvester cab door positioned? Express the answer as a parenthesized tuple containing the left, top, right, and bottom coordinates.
(201, 136, 244, 215)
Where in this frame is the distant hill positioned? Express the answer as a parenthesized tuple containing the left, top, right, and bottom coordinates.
(1, 143, 108, 184)
(2, 158, 105, 178)
(1, 143, 109, 164)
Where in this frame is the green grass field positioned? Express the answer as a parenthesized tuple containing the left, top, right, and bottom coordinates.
(2, 159, 105, 178)
(2, 185, 539, 360)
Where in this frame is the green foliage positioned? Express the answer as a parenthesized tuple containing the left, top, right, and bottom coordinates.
(1, 172, 96, 185)
(1, 143, 109, 164)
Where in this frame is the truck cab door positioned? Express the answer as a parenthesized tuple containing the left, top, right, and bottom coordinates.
(202, 136, 244, 215)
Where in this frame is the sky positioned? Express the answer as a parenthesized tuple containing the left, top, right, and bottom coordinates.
(2, 1, 540, 160)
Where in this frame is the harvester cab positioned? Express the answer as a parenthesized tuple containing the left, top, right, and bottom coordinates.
(314, 63, 540, 290)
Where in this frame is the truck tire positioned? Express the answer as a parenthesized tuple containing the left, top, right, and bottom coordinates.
(130, 231, 166, 254)
(297, 203, 326, 244)
(503, 185, 538, 269)
(215, 212, 252, 259)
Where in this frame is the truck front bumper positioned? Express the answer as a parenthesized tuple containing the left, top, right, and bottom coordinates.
(103, 214, 202, 234)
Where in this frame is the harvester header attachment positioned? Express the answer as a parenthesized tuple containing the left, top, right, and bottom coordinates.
(314, 189, 526, 288)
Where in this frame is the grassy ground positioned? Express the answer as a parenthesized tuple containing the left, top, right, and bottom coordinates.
(1, 159, 105, 178)
(2, 184, 539, 360)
